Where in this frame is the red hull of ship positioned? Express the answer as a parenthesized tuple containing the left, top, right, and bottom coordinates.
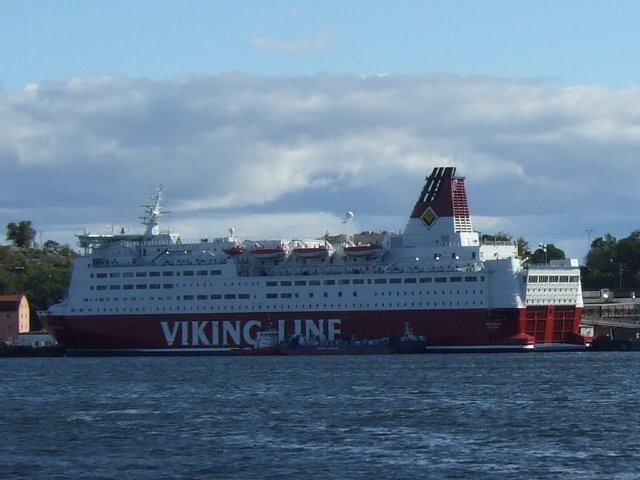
(42, 306, 584, 354)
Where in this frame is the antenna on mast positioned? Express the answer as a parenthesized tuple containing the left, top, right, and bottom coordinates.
(141, 186, 166, 238)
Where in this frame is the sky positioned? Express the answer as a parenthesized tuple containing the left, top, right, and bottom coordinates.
(2, 0, 640, 261)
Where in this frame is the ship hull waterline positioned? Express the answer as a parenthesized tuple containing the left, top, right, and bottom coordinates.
(41, 307, 585, 356)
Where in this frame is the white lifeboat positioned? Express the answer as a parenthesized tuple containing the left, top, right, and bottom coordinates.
(293, 241, 334, 259)
(251, 242, 289, 259)
(222, 228, 245, 256)
(344, 243, 383, 257)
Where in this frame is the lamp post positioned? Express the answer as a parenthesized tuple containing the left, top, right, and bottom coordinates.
(610, 258, 624, 290)
(619, 262, 623, 290)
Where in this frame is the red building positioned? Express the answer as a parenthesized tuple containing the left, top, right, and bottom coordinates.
(0, 294, 30, 344)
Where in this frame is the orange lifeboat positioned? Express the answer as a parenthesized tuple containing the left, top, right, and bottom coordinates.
(293, 242, 333, 259)
(223, 243, 245, 256)
(251, 243, 289, 259)
(344, 243, 383, 257)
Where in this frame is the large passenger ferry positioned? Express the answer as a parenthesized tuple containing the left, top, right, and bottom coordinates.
(40, 167, 586, 354)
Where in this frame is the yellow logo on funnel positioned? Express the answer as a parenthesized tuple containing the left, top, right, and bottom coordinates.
(421, 207, 438, 227)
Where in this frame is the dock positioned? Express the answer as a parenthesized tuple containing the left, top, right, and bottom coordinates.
(581, 290, 640, 350)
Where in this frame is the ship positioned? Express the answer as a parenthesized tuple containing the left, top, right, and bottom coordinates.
(40, 167, 586, 355)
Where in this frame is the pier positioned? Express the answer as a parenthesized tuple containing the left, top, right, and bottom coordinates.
(581, 290, 640, 349)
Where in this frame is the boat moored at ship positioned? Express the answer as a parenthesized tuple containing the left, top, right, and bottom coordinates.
(40, 167, 586, 355)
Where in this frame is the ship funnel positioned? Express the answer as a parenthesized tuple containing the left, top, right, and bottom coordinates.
(402, 167, 477, 248)
(408, 167, 472, 233)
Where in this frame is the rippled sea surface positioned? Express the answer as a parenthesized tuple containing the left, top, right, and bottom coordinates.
(2, 352, 640, 479)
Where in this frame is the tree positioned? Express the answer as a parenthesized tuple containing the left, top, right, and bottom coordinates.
(615, 230, 640, 288)
(43, 240, 61, 253)
(6, 221, 37, 248)
(583, 234, 618, 288)
(530, 243, 565, 264)
(516, 237, 531, 258)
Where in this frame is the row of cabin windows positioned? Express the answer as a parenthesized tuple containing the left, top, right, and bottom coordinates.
(93, 269, 223, 279)
(90, 276, 486, 291)
(90, 282, 486, 297)
(73, 298, 487, 314)
(86, 289, 484, 303)
(266, 276, 484, 287)
(527, 275, 579, 283)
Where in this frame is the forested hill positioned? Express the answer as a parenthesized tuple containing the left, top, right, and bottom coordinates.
(0, 245, 76, 328)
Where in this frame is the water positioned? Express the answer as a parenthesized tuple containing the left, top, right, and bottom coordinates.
(2, 352, 640, 479)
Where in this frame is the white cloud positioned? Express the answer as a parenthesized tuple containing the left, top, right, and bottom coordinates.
(250, 31, 334, 54)
(1, 73, 640, 260)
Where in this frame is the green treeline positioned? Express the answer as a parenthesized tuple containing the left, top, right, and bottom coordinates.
(582, 231, 640, 290)
(0, 243, 76, 324)
(2, 221, 76, 328)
